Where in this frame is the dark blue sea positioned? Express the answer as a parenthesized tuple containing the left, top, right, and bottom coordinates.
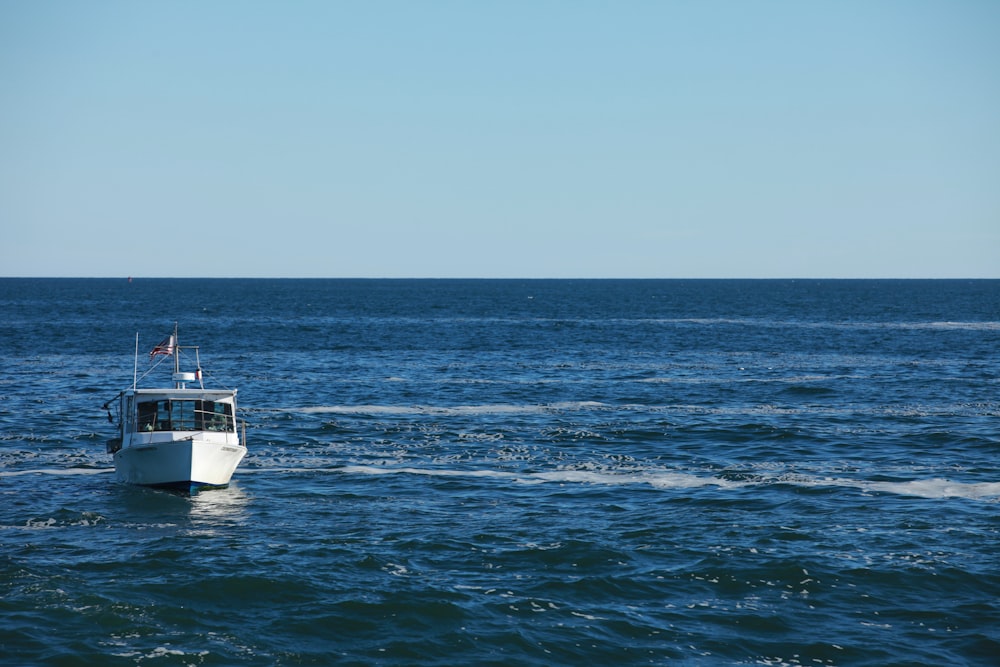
(1, 278, 998, 666)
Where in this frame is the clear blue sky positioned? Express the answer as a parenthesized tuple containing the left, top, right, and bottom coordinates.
(2, 1, 998, 278)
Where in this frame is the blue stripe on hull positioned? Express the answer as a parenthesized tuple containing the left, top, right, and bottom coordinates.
(146, 480, 231, 495)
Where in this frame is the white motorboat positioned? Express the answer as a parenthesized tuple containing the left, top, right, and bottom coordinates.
(104, 325, 246, 492)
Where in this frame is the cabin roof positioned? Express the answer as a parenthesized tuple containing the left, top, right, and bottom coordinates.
(127, 388, 237, 401)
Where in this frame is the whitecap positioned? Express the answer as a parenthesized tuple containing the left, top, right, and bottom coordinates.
(770, 473, 1000, 500)
(862, 478, 1000, 500)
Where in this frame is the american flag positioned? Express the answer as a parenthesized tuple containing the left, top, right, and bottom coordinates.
(149, 335, 175, 360)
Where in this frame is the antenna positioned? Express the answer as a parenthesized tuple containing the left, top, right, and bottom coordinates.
(132, 332, 139, 389)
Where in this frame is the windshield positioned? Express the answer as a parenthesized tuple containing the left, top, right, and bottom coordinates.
(135, 399, 234, 432)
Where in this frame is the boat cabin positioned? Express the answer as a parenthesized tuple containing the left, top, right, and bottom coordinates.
(108, 388, 239, 454)
(125, 389, 237, 434)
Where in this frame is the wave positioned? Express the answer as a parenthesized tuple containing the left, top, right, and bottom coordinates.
(6, 464, 996, 502)
(295, 402, 992, 421)
(113, 647, 209, 662)
(906, 321, 1000, 331)
(0, 468, 113, 478)
(666, 318, 1000, 331)
(337, 464, 743, 490)
(258, 465, 1000, 501)
(278, 400, 1000, 420)
(498, 317, 1000, 331)
(855, 478, 1000, 500)
(294, 402, 610, 416)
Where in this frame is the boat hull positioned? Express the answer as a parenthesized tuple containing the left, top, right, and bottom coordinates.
(114, 437, 247, 488)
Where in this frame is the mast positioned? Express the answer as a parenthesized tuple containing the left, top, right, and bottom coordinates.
(169, 322, 202, 390)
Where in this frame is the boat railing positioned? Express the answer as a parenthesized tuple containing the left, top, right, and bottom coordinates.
(128, 411, 248, 448)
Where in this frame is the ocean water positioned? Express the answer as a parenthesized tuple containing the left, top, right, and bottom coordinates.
(1, 278, 998, 666)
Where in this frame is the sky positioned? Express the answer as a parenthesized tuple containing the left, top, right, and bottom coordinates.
(1, 1, 998, 278)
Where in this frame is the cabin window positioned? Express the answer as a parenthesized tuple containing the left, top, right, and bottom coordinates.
(172, 400, 196, 430)
(156, 401, 173, 430)
(133, 399, 234, 432)
(137, 401, 157, 431)
(197, 400, 234, 431)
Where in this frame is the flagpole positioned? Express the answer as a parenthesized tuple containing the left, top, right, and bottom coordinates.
(173, 322, 179, 375)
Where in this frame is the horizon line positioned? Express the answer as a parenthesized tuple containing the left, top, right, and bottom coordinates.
(3, 276, 997, 281)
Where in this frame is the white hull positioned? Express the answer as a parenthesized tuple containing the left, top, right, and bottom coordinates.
(115, 435, 246, 488)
